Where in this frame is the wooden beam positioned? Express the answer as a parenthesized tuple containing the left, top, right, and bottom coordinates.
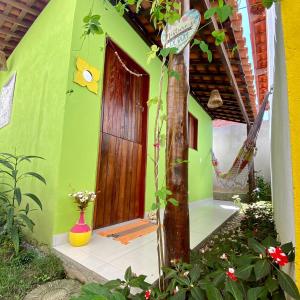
(0, 28, 23, 39)
(190, 81, 248, 89)
(202, 0, 250, 125)
(192, 88, 249, 96)
(5, 0, 39, 15)
(164, 0, 190, 265)
(0, 14, 30, 28)
(190, 58, 241, 65)
(0, 40, 17, 49)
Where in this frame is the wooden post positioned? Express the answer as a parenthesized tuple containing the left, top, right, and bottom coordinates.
(247, 124, 256, 201)
(164, 0, 190, 265)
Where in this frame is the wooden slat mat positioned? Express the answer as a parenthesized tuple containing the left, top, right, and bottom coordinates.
(98, 219, 157, 245)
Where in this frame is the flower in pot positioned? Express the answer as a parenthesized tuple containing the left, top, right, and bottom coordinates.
(68, 191, 96, 247)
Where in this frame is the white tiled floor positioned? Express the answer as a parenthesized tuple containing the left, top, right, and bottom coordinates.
(54, 199, 238, 283)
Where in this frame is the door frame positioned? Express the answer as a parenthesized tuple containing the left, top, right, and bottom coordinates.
(93, 37, 150, 229)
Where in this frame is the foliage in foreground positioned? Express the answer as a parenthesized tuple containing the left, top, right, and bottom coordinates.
(0, 242, 65, 300)
(73, 202, 300, 300)
(0, 153, 46, 254)
(252, 175, 272, 203)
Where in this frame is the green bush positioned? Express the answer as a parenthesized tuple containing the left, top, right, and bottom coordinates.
(0, 153, 46, 254)
(252, 175, 272, 202)
(73, 202, 300, 300)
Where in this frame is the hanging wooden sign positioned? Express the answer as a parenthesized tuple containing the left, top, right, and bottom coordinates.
(161, 9, 201, 54)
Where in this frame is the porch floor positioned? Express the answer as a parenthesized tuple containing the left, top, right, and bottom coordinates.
(54, 199, 238, 284)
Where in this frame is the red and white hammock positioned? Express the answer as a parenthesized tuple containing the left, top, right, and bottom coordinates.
(212, 88, 273, 185)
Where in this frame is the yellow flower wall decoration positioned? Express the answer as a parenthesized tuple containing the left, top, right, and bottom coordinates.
(74, 57, 100, 94)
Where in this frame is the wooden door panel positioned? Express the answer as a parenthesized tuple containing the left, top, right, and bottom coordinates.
(96, 133, 143, 228)
(101, 45, 144, 144)
(94, 40, 149, 229)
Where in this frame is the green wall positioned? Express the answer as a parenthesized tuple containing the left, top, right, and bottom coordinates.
(0, 0, 77, 244)
(0, 0, 213, 243)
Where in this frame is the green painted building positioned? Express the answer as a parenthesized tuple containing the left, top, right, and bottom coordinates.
(0, 0, 213, 245)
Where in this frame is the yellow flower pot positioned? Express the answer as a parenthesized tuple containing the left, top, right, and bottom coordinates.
(69, 211, 92, 247)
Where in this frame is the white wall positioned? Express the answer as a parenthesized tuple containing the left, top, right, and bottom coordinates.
(213, 121, 271, 193)
(269, 4, 295, 245)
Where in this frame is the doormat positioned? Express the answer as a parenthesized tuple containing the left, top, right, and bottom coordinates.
(98, 219, 157, 245)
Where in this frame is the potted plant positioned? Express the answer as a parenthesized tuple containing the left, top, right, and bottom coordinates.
(68, 191, 96, 247)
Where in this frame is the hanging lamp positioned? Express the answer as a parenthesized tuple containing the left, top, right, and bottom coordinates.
(0, 51, 7, 71)
(207, 89, 223, 109)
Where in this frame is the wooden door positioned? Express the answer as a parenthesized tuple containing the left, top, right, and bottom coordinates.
(94, 39, 149, 229)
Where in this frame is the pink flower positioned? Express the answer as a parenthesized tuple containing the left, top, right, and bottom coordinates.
(226, 268, 237, 281)
(145, 290, 151, 300)
(267, 247, 289, 266)
(153, 142, 160, 148)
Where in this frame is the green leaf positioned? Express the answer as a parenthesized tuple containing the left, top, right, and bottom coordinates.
(24, 193, 43, 210)
(265, 275, 279, 293)
(247, 287, 267, 300)
(190, 264, 202, 283)
(262, 0, 275, 9)
(25, 203, 29, 215)
(169, 70, 180, 80)
(216, 4, 233, 23)
(160, 47, 178, 57)
(254, 259, 271, 280)
(204, 7, 217, 20)
(11, 226, 20, 254)
(0, 159, 14, 170)
(235, 264, 253, 280)
(124, 266, 133, 282)
(212, 30, 226, 46)
(18, 155, 45, 162)
(168, 198, 179, 207)
(190, 287, 205, 300)
(248, 238, 266, 254)
(24, 172, 46, 184)
(218, 0, 224, 7)
(81, 283, 110, 296)
(19, 213, 35, 232)
(147, 97, 159, 107)
(112, 291, 126, 300)
(14, 187, 22, 206)
(205, 284, 223, 300)
(277, 269, 300, 300)
(281, 242, 294, 254)
(151, 202, 159, 210)
(155, 187, 172, 201)
(212, 271, 226, 288)
(170, 289, 186, 300)
(262, 235, 278, 248)
(225, 280, 243, 300)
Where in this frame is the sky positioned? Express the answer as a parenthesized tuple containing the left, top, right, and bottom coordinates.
(239, 0, 269, 118)
(239, 0, 254, 81)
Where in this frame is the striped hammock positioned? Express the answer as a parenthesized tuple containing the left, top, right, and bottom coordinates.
(212, 88, 273, 182)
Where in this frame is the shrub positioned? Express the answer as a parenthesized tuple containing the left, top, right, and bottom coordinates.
(252, 175, 272, 202)
(73, 202, 300, 299)
(0, 153, 46, 254)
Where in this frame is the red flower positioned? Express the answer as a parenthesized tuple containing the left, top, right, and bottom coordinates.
(226, 268, 237, 281)
(267, 247, 289, 266)
(145, 290, 151, 300)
